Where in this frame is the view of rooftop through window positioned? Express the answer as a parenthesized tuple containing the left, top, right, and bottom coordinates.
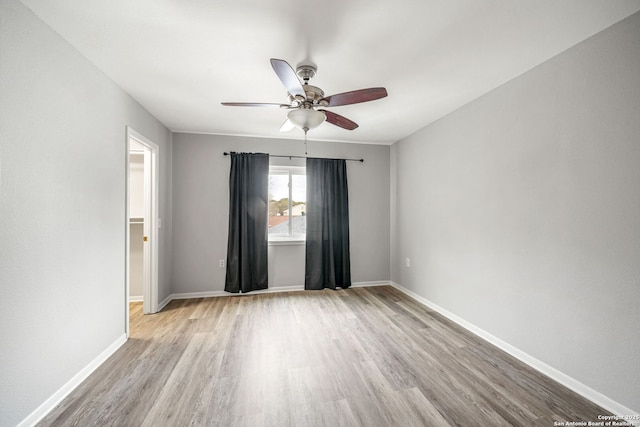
(268, 169, 306, 237)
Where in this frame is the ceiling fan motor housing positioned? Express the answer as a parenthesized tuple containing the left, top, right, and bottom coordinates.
(303, 85, 326, 104)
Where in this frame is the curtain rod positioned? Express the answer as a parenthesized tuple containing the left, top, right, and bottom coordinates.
(223, 152, 364, 163)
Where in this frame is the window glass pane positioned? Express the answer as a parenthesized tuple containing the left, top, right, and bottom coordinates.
(268, 169, 306, 238)
(290, 174, 306, 235)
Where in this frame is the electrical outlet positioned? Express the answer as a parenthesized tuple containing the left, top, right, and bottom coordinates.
(219, 259, 225, 268)
(405, 258, 411, 267)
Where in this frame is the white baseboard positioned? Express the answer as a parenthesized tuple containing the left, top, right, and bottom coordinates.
(128, 295, 143, 302)
(169, 285, 304, 301)
(389, 281, 639, 423)
(18, 334, 127, 427)
(164, 281, 389, 305)
(158, 294, 172, 312)
(350, 280, 390, 287)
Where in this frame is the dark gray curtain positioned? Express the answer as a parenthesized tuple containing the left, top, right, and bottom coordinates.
(305, 158, 351, 290)
(225, 153, 269, 293)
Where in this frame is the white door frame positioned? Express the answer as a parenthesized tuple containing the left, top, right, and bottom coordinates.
(125, 126, 159, 335)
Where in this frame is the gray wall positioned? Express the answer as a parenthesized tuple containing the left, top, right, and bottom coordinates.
(0, 1, 172, 425)
(391, 12, 640, 412)
(172, 133, 390, 294)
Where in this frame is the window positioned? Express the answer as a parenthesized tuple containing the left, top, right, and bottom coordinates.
(268, 166, 306, 243)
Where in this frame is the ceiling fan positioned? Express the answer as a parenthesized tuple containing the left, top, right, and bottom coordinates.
(222, 58, 388, 134)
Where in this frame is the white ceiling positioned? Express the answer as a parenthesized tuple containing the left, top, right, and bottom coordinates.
(20, 0, 640, 145)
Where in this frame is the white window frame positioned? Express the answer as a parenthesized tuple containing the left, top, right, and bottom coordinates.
(268, 166, 306, 245)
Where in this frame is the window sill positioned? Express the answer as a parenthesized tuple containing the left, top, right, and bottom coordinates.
(268, 237, 306, 246)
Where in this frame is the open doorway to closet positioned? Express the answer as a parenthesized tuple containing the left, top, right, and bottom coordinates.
(126, 127, 159, 335)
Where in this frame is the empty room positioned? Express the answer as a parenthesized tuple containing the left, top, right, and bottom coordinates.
(1, 0, 639, 426)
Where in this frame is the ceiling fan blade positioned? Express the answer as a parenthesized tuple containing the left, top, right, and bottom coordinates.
(320, 110, 359, 130)
(280, 119, 295, 132)
(221, 102, 289, 108)
(270, 58, 306, 99)
(322, 87, 388, 107)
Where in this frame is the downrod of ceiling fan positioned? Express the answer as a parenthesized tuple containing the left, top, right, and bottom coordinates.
(296, 64, 317, 84)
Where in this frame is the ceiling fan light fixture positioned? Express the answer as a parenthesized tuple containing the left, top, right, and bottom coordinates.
(287, 109, 326, 131)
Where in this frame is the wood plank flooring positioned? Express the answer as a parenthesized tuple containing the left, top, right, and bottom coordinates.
(39, 286, 609, 426)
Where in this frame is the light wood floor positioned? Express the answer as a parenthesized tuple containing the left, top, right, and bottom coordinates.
(39, 286, 608, 426)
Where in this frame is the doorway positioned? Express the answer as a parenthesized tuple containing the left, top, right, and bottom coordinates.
(126, 127, 159, 336)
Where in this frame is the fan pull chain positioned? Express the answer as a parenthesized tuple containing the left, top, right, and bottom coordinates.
(304, 128, 308, 155)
